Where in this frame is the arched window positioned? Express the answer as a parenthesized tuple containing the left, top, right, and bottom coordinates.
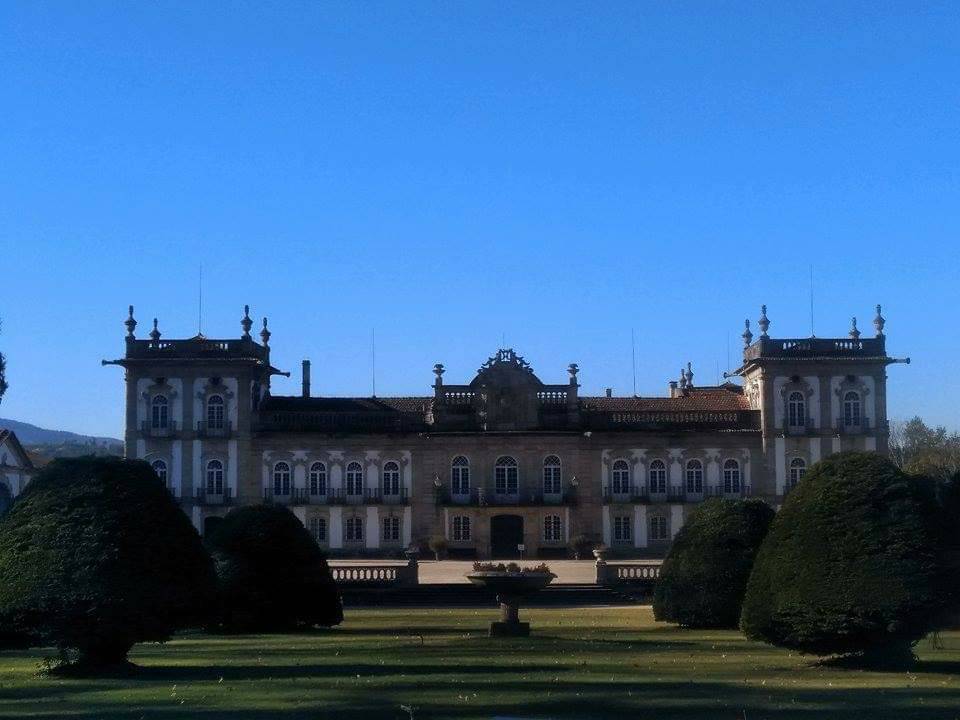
(207, 394, 225, 430)
(543, 455, 562, 495)
(543, 514, 562, 542)
(382, 461, 401, 497)
(494, 456, 518, 495)
(685, 459, 703, 494)
(788, 391, 806, 428)
(613, 515, 632, 542)
(843, 391, 862, 427)
(611, 459, 630, 495)
(451, 456, 470, 495)
(309, 516, 327, 543)
(151, 394, 168, 429)
(309, 462, 327, 496)
(723, 458, 741, 494)
(649, 516, 668, 541)
(345, 516, 363, 542)
(648, 459, 667, 494)
(789, 457, 806, 489)
(382, 516, 400, 542)
(151, 459, 168, 484)
(273, 461, 291, 496)
(345, 462, 364, 496)
(452, 515, 471, 541)
(206, 459, 224, 495)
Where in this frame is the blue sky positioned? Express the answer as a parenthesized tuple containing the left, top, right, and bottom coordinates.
(1, 1, 958, 437)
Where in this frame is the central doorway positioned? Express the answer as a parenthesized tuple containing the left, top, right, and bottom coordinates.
(490, 514, 524, 559)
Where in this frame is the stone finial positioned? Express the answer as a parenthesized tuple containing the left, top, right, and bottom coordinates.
(124, 305, 137, 338)
(260, 317, 271, 346)
(758, 304, 770, 337)
(433, 363, 445, 380)
(742, 318, 753, 347)
(679, 367, 687, 390)
(241, 305, 253, 338)
(849, 316, 861, 341)
(149, 318, 161, 342)
(684, 362, 694, 388)
(873, 304, 885, 337)
(568, 363, 579, 381)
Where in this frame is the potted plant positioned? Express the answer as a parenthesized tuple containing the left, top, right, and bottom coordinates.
(592, 544, 610, 561)
(570, 534, 594, 560)
(427, 535, 448, 561)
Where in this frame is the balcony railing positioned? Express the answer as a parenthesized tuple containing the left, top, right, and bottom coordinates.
(434, 486, 577, 506)
(744, 335, 885, 362)
(261, 487, 410, 505)
(140, 420, 178, 437)
(603, 484, 665, 503)
(194, 487, 233, 505)
(196, 420, 233, 438)
(835, 418, 872, 434)
(126, 336, 268, 361)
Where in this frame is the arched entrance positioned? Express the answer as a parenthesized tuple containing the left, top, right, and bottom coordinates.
(490, 514, 524, 559)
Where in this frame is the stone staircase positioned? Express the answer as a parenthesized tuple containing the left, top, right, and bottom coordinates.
(341, 582, 649, 608)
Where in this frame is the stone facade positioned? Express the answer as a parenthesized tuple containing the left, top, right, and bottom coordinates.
(104, 304, 908, 558)
(0, 429, 36, 513)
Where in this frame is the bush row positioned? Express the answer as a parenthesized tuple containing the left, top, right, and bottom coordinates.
(654, 452, 960, 666)
(0, 457, 342, 671)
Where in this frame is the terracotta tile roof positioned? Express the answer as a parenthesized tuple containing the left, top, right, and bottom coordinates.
(581, 385, 750, 413)
(261, 396, 431, 414)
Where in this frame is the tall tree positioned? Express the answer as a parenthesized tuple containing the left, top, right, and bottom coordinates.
(0, 317, 7, 404)
(889, 416, 960, 481)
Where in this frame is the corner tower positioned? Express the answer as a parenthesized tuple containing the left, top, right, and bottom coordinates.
(732, 304, 909, 499)
(103, 305, 287, 531)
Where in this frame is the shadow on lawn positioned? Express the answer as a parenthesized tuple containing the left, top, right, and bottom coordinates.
(126, 661, 571, 682)
(4, 679, 959, 720)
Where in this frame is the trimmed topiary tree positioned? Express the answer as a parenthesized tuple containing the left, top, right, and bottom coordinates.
(740, 452, 946, 665)
(0, 456, 215, 671)
(206, 505, 342, 632)
(653, 498, 774, 628)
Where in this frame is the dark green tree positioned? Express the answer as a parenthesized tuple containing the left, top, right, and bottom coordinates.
(653, 498, 774, 628)
(206, 505, 342, 632)
(0, 457, 215, 671)
(740, 452, 946, 665)
(889, 416, 960, 481)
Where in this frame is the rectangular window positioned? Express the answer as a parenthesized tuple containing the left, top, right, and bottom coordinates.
(543, 516, 562, 542)
(309, 517, 327, 543)
(614, 516, 632, 542)
(346, 517, 363, 542)
(382, 516, 400, 542)
(453, 516, 471, 541)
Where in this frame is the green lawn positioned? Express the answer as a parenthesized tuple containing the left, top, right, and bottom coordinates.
(0, 607, 957, 719)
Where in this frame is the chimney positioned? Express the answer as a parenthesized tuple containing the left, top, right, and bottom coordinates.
(302, 359, 311, 398)
(669, 380, 678, 398)
(605, 388, 613, 398)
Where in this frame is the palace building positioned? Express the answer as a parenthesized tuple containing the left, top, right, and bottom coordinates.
(104, 304, 908, 558)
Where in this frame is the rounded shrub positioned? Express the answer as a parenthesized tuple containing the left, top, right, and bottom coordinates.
(0, 456, 215, 669)
(653, 497, 774, 628)
(206, 505, 342, 632)
(740, 452, 946, 663)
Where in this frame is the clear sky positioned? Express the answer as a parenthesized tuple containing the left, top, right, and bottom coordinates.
(1, 2, 958, 438)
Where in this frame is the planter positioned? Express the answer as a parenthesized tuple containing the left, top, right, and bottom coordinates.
(592, 547, 609, 561)
(465, 571, 556, 637)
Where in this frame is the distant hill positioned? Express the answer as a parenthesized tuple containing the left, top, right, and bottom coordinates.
(0, 418, 123, 466)
(0, 418, 121, 446)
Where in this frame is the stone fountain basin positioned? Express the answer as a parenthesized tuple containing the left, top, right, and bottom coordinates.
(465, 571, 556, 595)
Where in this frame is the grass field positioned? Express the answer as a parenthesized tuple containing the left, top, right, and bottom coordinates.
(0, 607, 958, 719)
